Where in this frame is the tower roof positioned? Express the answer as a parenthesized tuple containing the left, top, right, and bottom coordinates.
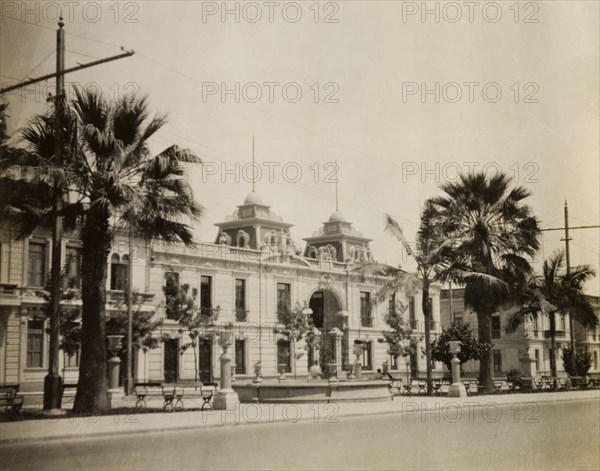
(328, 210, 348, 223)
(243, 191, 264, 206)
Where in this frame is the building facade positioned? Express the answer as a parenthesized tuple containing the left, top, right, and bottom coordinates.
(0, 191, 443, 391)
(440, 288, 600, 378)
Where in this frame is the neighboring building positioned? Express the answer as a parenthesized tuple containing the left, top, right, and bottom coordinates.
(0, 191, 443, 391)
(573, 295, 600, 374)
(440, 287, 575, 378)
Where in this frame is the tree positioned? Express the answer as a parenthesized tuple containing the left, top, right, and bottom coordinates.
(106, 292, 165, 380)
(431, 172, 540, 393)
(274, 301, 314, 378)
(379, 301, 421, 379)
(507, 250, 597, 378)
(561, 345, 593, 377)
(170, 284, 220, 383)
(1, 89, 203, 412)
(373, 201, 449, 394)
(431, 323, 491, 372)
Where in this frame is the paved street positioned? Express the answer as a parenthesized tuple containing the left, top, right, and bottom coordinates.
(1, 398, 598, 471)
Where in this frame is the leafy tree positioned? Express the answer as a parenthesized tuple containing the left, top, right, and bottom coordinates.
(170, 284, 220, 383)
(561, 345, 593, 377)
(1, 89, 203, 412)
(431, 323, 491, 372)
(507, 250, 597, 378)
(431, 172, 540, 393)
(274, 301, 314, 378)
(380, 301, 420, 367)
(375, 201, 450, 394)
(106, 292, 164, 355)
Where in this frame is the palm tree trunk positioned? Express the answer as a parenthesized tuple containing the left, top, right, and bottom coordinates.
(422, 287, 433, 395)
(549, 311, 558, 382)
(478, 311, 494, 394)
(73, 210, 111, 413)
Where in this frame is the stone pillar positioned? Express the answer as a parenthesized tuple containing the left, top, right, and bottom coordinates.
(448, 341, 467, 397)
(213, 330, 239, 410)
(107, 335, 123, 390)
(353, 343, 364, 380)
(330, 327, 343, 374)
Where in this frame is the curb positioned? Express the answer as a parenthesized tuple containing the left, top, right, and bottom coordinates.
(1, 391, 598, 446)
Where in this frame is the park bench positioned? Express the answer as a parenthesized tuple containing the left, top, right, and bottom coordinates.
(432, 378, 449, 396)
(162, 383, 217, 412)
(133, 382, 164, 408)
(0, 384, 24, 418)
(134, 382, 217, 412)
(569, 376, 588, 390)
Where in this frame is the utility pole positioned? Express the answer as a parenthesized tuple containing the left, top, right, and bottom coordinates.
(540, 200, 600, 375)
(43, 16, 65, 412)
(563, 201, 576, 374)
(2, 19, 134, 411)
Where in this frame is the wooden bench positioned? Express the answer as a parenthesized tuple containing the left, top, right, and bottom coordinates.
(133, 382, 164, 408)
(163, 383, 216, 412)
(134, 382, 216, 412)
(0, 384, 24, 418)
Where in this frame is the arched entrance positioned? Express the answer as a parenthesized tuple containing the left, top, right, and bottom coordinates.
(308, 290, 343, 330)
(307, 289, 347, 376)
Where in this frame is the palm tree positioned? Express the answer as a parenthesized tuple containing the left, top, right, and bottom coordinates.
(1, 89, 203, 412)
(431, 172, 540, 393)
(374, 201, 449, 395)
(507, 250, 597, 379)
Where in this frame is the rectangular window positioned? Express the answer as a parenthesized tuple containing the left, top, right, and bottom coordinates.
(64, 246, 82, 289)
(408, 297, 416, 321)
(64, 350, 80, 368)
(390, 354, 398, 370)
(535, 349, 540, 370)
(560, 314, 566, 331)
(28, 242, 47, 287)
(277, 283, 291, 321)
(592, 351, 597, 370)
(454, 312, 463, 325)
(360, 292, 372, 327)
(493, 350, 502, 373)
(491, 316, 501, 339)
(388, 292, 396, 314)
(235, 339, 246, 374)
(27, 319, 44, 368)
(110, 254, 128, 291)
(361, 342, 372, 370)
(200, 275, 212, 312)
(277, 339, 291, 373)
(164, 272, 180, 320)
(408, 297, 417, 329)
(235, 279, 247, 321)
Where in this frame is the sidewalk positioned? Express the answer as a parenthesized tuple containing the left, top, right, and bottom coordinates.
(1, 390, 598, 445)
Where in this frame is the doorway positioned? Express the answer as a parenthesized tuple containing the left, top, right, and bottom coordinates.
(164, 339, 179, 383)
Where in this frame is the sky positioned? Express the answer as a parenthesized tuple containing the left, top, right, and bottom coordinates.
(1, 0, 599, 294)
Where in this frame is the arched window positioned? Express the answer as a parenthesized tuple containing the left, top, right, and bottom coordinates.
(110, 254, 128, 291)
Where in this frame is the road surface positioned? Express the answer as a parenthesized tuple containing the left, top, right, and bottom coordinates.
(1, 398, 598, 470)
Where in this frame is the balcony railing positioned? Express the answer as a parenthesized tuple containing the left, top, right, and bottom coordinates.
(235, 309, 249, 322)
(544, 330, 566, 338)
(407, 319, 419, 330)
(361, 317, 373, 328)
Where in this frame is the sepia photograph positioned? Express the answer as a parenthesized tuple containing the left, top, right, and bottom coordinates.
(0, 1, 599, 470)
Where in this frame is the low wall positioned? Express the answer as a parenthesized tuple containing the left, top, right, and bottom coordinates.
(233, 380, 392, 403)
